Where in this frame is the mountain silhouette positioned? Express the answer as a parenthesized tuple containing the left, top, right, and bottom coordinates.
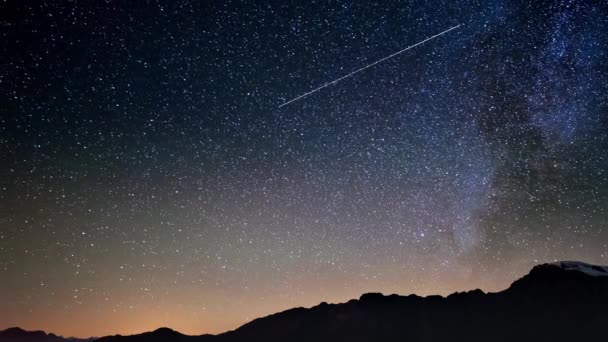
(95, 328, 213, 342)
(4, 261, 608, 342)
(0, 327, 95, 342)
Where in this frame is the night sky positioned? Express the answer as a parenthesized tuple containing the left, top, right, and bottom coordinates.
(2, 0, 608, 337)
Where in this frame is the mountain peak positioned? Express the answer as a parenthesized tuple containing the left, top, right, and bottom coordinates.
(0, 328, 27, 337)
(504, 260, 608, 298)
(150, 328, 179, 335)
(0, 328, 47, 339)
(359, 292, 385, 301)
(548, 261, 608, 277)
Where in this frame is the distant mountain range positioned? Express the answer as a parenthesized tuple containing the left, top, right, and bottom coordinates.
(0, 327, 95, 342)
(3, 261, 608, 342)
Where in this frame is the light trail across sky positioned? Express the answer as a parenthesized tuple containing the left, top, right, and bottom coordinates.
(279, 24, 461, 108)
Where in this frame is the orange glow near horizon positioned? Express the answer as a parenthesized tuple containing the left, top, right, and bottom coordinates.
(0, 261, 540, 338)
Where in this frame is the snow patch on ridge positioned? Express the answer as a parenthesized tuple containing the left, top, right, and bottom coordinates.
(549, 261, 608, 277)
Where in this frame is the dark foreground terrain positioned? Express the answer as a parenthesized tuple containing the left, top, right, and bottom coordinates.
(3, 261, 608, 342)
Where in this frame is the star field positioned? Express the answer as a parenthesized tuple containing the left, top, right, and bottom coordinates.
(2, 0, 608, 337)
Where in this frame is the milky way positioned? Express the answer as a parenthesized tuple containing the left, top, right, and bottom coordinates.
(2, 0, 608, 337)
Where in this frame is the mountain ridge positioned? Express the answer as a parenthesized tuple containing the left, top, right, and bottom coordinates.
(0, 327, 96, 342)
(4, 261, 608, 342)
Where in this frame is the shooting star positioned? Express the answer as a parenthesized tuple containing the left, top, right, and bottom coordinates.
(279, 24, 461, 108)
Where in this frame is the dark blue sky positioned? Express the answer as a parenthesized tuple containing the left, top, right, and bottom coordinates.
(2, 0, 608, 337)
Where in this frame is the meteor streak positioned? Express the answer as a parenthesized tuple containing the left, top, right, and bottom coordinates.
(279, 24, 461, 108)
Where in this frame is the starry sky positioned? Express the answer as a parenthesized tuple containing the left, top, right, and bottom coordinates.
(2, 0, 608, 338)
